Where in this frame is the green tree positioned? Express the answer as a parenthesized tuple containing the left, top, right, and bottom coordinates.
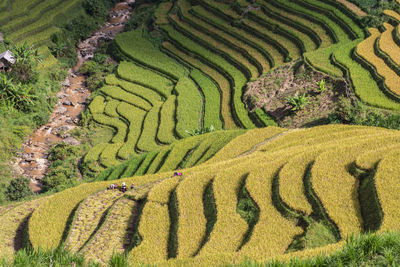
(6, 177, 32, 201)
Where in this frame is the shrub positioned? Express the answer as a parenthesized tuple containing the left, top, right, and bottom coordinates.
(285, 92, 309, 111)
(6, 177, 32, 201)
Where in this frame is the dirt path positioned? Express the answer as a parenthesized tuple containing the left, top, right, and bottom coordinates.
(13, 1, 134, 192)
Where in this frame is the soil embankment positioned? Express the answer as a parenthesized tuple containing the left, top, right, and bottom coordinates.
(14, 1, 133, 192)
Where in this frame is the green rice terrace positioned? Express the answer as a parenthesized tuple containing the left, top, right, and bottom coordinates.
(4, 0, 400, 266)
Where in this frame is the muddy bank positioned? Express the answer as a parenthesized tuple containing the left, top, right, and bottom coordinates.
(14, 1, 133, 192)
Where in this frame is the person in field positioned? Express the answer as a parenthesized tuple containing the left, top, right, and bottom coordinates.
(121, 182, 127, 193)
(130, 183, 135, 190)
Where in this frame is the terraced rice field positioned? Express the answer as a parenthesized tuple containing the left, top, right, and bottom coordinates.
(1, 125, 400, 265)
(87, 0, 395, 172)
(0, 0, 82, 45)
(5, 0, 400, 265)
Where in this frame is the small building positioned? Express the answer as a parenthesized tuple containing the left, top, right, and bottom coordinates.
(0, 50, 15, 72)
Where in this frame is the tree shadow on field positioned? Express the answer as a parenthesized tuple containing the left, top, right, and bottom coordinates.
(14, 213, 32, 251)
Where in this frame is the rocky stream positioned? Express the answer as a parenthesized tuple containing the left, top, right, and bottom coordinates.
(14, 1, 134, 192)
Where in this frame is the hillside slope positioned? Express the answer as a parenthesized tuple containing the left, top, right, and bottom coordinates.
(2, 125, 400, 265)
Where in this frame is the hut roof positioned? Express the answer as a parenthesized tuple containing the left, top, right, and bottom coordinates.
(0, 50, 15, 64)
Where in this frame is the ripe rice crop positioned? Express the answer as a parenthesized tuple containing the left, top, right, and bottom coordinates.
(176, 172, 213, 258)
(384, 10, 400, 22)
(197, 165, 249, 256)
(185, 130, 245, 167)
(207, 127, 286, 163)
(378, 23, 400, 65)
(356, 28, 400, 96)
(311, 134, 400, 238)
(356, 144, 400, 170)
(129, 202, 170, 264)
(239, 160, 303, 259)
(0, 198, 47, 257)
(374, 149, 400, 231)
(147, 176, 180, 204)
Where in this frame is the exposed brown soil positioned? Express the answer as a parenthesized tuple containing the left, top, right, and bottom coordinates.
(14, 1, 133, 192)
(245, 61, 349, 128)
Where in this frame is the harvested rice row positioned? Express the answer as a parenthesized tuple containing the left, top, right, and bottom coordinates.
(66, 190, 123, 252)
(27, 172, 180, 251)
(81, 197, 137, 265)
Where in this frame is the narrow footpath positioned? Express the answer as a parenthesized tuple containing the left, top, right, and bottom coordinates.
(14, 1, 134, 192)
